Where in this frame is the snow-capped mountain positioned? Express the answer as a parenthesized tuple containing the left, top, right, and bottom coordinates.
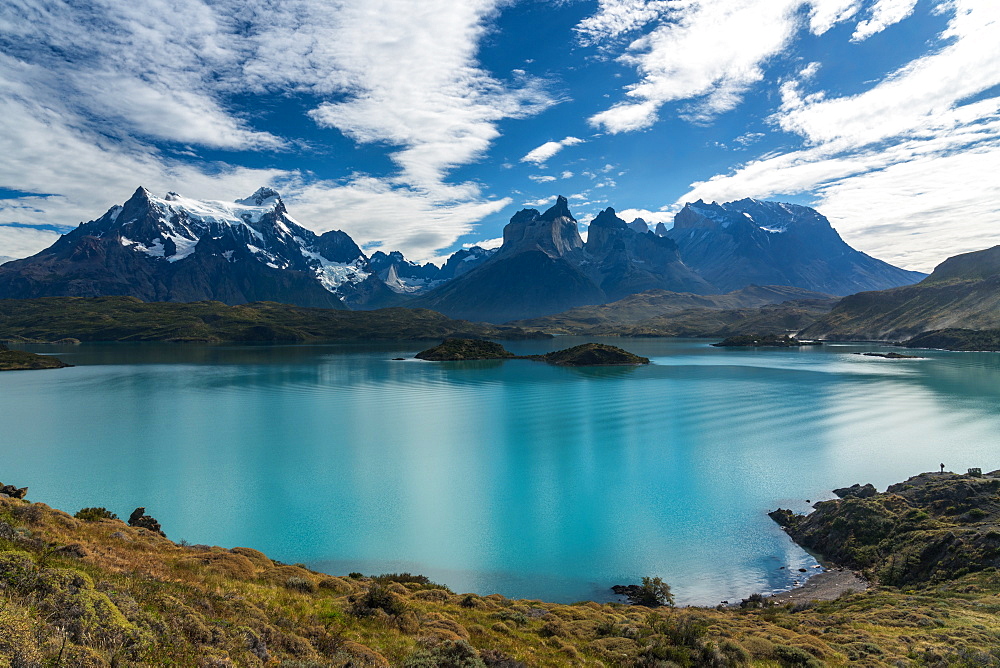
(0, 187, 394, 308)
(369, 246, 497, 294)
(666, 198, 926, 295)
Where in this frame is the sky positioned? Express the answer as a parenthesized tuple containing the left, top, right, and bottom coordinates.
(0, 0, 998, 271)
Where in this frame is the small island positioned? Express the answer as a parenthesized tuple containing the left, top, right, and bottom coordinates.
(530, 342, 650, 366)
(414, 338, 515, 361)
(711, 333, 821, 347)
(0, 342, 72, 372)
(415, 339, 650, 366)
(854, 351, 922, 359)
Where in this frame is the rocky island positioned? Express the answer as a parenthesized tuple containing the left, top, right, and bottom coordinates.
(415, 339, 650, 366)
(414, 338, 516, 361)
(0, 342, 71, 371)
(712, 334, 821, 347)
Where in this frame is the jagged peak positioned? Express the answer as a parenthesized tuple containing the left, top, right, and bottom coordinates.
(590, 207, 626, 228)
(236, 187, 282, 207)
(540, 195, 574, 221)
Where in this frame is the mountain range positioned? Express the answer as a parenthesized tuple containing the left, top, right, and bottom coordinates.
(0, 189, 925, 322)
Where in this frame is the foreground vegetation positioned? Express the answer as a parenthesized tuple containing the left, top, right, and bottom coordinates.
(0, 297, 548, 343)
(4, 473, 1000, 666)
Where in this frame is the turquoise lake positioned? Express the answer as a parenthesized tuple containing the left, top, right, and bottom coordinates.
(2, 338, 1000, 605)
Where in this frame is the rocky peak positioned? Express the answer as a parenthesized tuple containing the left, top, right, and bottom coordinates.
(654, 222, 669, 237)
(500, 196, 583, 259)
(237, 187, 282, 207)
(628, 218, 650, 233)
(540, 195, 574, 222)
(590, 208, 627, 229)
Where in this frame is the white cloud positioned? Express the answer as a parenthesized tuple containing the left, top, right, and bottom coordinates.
(522, 197, 556, 207)
(463, 237, 503, 250)
(583, 0, 807, 131)
(676, 0, 1000, 271)
(520, 137, 585, 165)
(0, 226, 62, 261)
(808, 0, 861, 35)
(0, 0, 555, 263)
(579, 0, 922, 132)
(528, 175, 558, 183)
(561, 171, 575, 179)
(615, 208, 674, 225)
(852, 0, 919, 41)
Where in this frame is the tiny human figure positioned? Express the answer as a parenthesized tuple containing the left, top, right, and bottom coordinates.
(940, 463, 945, 473)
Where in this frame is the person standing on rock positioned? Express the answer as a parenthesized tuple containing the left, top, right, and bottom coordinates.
(940, 463, 945, 473)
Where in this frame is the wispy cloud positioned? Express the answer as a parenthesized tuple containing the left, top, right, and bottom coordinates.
(0, 0, 554, 262)
(520, 137, 585, 165)
(677, 0, 1000, 271)
(578, 0, 923, 132)
(852, 0, 919, 40)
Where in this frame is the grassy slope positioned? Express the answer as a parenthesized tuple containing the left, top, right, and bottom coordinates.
(801, 246, 1000, 341)
(3, 486, 1000, 666)
(0, 297, 546, 343)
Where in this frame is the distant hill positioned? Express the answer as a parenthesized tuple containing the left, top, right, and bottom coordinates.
(509, 285, 836, 336)
(800, 245, 1000, 341)
(666, 198, 925, 295)
(0, 296, 547, 343)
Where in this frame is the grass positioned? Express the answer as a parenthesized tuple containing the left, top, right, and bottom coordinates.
(4, 477, 1000, 665)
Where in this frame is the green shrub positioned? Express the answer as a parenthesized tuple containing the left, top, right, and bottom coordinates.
(402, 639, 485, 667)
(350, 582, 407, 617)
(285, 576, 317, 593)
(75, 507, 118, 522)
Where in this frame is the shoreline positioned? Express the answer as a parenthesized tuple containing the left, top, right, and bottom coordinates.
(764, 567, 869, 605)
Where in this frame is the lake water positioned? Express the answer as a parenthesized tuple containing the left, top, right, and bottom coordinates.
(2, 338, 1000, 605)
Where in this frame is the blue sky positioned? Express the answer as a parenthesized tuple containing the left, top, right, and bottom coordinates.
(0, 0, 998, 271)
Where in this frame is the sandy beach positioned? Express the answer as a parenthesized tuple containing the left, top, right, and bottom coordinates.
(767, 568, 869, 604)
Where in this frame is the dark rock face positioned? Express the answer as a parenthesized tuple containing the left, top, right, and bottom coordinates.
(414, 338, 515, 361)
(0, 187, 395, 309)
(666, 198, 924, 296)
(0, 482, 28, 499)
(128, 507, 165, 536)
(833, 483, 878, 499)
(584, 208, 714, 301)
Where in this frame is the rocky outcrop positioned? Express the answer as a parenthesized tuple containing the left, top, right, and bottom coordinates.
(0, 481, 28, 499)
(128, 507, 165, 536)
(711, 334, 820, 347)
(771, 471, 1000, 585)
